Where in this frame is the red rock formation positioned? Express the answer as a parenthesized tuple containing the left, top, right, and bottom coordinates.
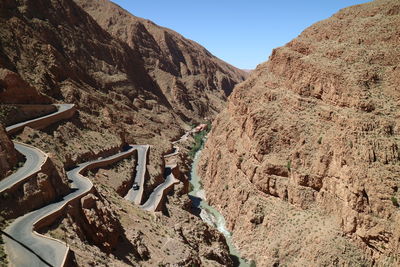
(79, 193, 122, 252)
(0, 154, 70, 218)
(0, 124, 19, 180)
(0, 69, 51, 104)
(74, 0, 247, 120)
(199, 0, 400, 265)
(0, 0, 246, 188)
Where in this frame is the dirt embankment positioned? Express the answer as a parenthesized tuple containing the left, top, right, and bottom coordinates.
(199, 0, 400, 265)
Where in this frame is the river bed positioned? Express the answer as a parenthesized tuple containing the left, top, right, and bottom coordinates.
(188, 150, 250, 267)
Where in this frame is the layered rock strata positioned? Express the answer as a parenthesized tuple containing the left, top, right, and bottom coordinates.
(74, 0, 247, 121)
(199, 0, 400, 265)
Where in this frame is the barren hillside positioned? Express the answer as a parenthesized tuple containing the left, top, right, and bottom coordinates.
(74, 0, 247, 121)
(199, 0, 400, 265)
(0, 0, 245, 265)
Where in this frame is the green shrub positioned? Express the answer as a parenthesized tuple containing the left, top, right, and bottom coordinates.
(317, 136, 322, 144)
(188, 121, 212, 158)
(206, 121, 212, 131)
(391, 196, 399, 207)
(287, 160, 292, 172)
(189, 130, 207, 158)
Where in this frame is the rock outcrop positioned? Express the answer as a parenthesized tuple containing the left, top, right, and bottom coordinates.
(0, 69, 51, 104)
(74, 0, 247, 121)
(0, 124, 19, 180)
(0, 154, 70, 218)
(79, 193, 122, 252)
(199, 0, 400, 265)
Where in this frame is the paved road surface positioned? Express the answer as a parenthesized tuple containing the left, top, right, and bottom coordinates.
(1, 103, 134, 266)
(0, 143, 47, 193)
(124, 145, 149, 205)
(1, 103, 75, 193)
(163, 146, 180, 158)
(1, 103, 183, 266)
(140, 164, 179, 211)
(6, 104, 75, 134)
(171, 131, 191, 145)
(4, 146, 136, 267)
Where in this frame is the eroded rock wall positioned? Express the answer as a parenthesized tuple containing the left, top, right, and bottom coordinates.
(0, 156, 69, 218)
(0, 124, 19, 180)
(199, 0, 400, 265)
(74, 0, 247, 121)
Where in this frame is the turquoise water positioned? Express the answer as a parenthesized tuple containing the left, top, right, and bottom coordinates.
(189, 150, 250, 267)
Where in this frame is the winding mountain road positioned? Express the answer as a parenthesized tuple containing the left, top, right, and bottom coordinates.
(140, 164, 179, 211)
(1, 104, 136, 266)
(1, 104, 75, 194)
(6, 104, 75, 135)
(4, 146, 136, 267)
(140, 129, 197, 211)
(0, 143, 47, 194)
(124, 145, 149, 205)
(1, 103, 187, 266)
(163, 146, 180, 158)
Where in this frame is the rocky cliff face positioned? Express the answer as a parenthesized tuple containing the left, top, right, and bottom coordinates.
(74, 0, 247, 121)
(0, 69, 51, 104)
(0, 124, 19, 180)
(199, 0, 400, 265)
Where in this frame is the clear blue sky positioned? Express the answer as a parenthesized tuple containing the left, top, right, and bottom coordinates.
(111, 0, 371, 70)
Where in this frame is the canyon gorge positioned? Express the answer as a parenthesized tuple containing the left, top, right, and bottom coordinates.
(1, 0, 399, 266)
(199, 0, 400, 265)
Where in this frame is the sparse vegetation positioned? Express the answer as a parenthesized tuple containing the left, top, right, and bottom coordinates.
(189, 131, 207, 158)
(0, 105, 17, 125)
(206, 121, 212, 132)
(391, 196, 399, 207)
(189, 131, 206, 158)
(317, 136, 322, 144)
(287, 160, 292, 172)
(189, 123, 211, 158)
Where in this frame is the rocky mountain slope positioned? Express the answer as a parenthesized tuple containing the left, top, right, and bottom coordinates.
(74, 0, 247, 121)
(0, 0, 244, 265)
(0, 125, 19, 180)
(0, 0, 245, 191)
(199, 0, 400, 265)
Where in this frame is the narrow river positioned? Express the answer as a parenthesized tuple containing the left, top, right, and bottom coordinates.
(189, 149, 250, 267)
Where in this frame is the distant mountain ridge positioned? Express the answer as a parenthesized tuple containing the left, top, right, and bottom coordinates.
(74, 0, 247, 120)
